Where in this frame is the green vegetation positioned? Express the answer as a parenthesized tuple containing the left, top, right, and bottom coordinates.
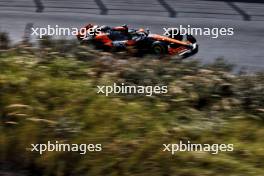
(0, 36, 264, 176)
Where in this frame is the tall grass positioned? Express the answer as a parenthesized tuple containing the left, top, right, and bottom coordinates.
(0, 36, 264, 176)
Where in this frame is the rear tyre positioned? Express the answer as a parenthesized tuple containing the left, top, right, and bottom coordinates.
(151, 42, 168, 55)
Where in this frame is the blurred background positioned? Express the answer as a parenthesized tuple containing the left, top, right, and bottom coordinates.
(0, 0, 264, 176)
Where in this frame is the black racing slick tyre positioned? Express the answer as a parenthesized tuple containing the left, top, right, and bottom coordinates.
(151, 42, 168, 55)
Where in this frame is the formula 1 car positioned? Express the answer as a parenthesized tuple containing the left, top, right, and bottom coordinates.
(77, 24, 198, 58)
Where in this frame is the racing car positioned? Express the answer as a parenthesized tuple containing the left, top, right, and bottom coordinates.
(77, 24, 198, 58)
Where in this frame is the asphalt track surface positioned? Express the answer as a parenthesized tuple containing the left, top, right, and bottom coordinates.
(0, 0, 264, 71)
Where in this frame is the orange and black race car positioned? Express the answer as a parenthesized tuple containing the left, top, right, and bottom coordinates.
(77, 24, 198, 58)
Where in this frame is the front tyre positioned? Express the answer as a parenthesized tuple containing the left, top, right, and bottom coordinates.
(151, 42, 168, 55)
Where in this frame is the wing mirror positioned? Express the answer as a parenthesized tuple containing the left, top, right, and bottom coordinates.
(146, 28, 150, 35)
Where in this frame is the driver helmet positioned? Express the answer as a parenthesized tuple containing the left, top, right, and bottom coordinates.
(138, 28, 145, 32)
